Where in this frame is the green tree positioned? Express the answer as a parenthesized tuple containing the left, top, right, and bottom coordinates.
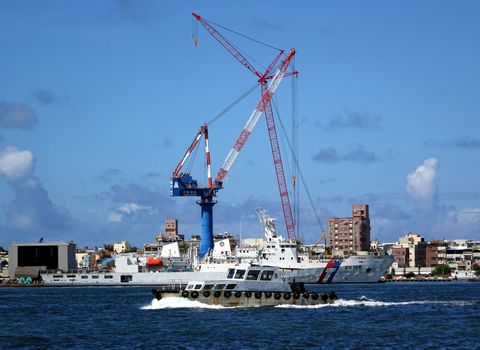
(431, 264, 451, 276)
(472, 264, 480, 276)
(0, 246, 6, 253)
(404, 271, 415, 279)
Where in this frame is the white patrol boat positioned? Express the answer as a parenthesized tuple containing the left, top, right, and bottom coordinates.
(151, 265, 337, 307)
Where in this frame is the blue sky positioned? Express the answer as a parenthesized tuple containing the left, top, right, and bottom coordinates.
(1, 1, 479, 247)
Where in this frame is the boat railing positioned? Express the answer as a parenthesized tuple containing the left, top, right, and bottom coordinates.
(155, 280, 185, 292)
(41, 268, 109, 274)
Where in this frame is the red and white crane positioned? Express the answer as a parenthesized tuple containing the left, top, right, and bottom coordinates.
(192, 12, 297, 240)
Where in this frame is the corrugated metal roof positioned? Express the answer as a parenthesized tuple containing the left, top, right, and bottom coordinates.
(9, 242, 75, 247)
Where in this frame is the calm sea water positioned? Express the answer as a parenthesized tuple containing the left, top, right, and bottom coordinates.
(0, 282, 478, 349)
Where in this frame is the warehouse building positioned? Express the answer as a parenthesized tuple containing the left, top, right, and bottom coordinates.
(8, 242, 76, 280)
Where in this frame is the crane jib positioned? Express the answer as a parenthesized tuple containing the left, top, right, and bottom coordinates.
(215, 49, 295, 183)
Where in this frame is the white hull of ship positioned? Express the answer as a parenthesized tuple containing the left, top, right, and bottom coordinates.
(40, 255, 393, 286)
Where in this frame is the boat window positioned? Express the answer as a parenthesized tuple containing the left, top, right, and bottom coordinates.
(186, 284, 194, 290)
(121, 275, 132, 283)
(67, 274, 76, 278)
(227, 269, 235, 279)
(203, 284, 214, 291)
(53, 275, 63, 278)
(104, 275, 113, 279)
(234, 269, 246, 279)
(194, 284, 202, 290)
(246, 270, 260, 280)
(81, 275, 88, 279)
(214, 284, 225, 290)
(226, 284, 236, 290)
(260, 270, 274, 281)
(92, 275, 99, 279)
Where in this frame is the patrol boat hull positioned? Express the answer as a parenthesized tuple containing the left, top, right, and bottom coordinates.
(151, 265, 337, 307)
(152, 289, 336, 307)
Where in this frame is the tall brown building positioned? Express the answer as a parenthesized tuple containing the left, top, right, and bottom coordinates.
(155, 219, 183, 242)
(392, 246, 409, 268)
(328, 204, 371, 255)
(426, 240, 448, 267)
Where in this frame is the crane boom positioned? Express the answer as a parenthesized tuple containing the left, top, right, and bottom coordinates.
(263, 93, 296, 239)
(192, 13, 285, 83)
(215, 49, 296, 184)
(172, 124, 207, 178)
(192, 12, 261, 80)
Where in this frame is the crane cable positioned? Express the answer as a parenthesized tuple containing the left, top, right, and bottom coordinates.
(191, 16, 198, 46)
(207, 83, 259, 126)
(203, 17, 282, 52)
(199, 17, 282, 73)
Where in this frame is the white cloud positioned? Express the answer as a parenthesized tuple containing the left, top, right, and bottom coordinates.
(5, 175, 72, 231)
(108, 202, 155, 223)
(457, 207, 480, 225)
(0, 146, 35, 181)
(118, 203, 153, 214)
(406, 157, 439, 201)
(118, 203, 141, 214)
(108, 212, 123, 222)
(0, 146, 72, 235)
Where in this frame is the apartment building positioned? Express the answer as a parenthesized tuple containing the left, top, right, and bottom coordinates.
(328, 204, 371, 255)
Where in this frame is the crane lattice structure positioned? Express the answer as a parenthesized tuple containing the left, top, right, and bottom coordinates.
(171, 14, 296, 257)
(193, 13, 297, 241)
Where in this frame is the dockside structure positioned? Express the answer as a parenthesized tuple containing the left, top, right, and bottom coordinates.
(8, 242, 76, 280)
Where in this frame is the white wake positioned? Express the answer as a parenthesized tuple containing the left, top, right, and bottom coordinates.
(276, 296, 475, 309)
(142, 295, 476, 310)
(142, 296, 226, 310)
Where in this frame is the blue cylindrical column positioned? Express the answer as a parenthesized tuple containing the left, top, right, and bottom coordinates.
(199, 199, 215, 257)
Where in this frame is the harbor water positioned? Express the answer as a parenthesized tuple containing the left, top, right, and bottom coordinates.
(0, 282, 478, 349)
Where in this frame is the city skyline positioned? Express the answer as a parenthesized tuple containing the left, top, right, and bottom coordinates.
(1, 1, 480, 247)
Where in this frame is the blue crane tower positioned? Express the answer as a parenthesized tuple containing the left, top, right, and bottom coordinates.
(170, 124, 219, 257)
